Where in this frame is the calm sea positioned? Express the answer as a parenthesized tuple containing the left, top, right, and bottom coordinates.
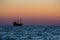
(0, 25, 60, 40)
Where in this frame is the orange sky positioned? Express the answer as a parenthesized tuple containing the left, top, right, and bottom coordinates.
(0, 0, 60, 25)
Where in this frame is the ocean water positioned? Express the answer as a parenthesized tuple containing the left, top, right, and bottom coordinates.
(0, 25, 60, 40)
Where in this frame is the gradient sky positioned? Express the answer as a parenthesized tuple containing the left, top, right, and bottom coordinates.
(0, 0, 60, 26)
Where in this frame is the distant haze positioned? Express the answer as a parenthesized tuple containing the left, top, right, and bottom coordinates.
(0, 0, 60, 26)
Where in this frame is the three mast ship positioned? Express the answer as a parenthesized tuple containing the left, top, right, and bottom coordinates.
(13, 19, 23, 26)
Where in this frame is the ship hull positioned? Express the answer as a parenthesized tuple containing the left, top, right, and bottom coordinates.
(13, 22, 23, 26)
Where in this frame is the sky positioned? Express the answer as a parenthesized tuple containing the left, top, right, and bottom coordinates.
(0, 0, 60, 26)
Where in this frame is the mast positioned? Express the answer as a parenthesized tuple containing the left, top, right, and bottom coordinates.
(20, 19, 22, 24)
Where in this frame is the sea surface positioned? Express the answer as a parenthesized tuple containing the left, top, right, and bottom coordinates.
(0, 25, 60, 40)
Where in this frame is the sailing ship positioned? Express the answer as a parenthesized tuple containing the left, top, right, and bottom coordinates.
(13, 19, 23, 26)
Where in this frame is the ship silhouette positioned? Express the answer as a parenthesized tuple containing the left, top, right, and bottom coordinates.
(13, 19, 23, 26)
